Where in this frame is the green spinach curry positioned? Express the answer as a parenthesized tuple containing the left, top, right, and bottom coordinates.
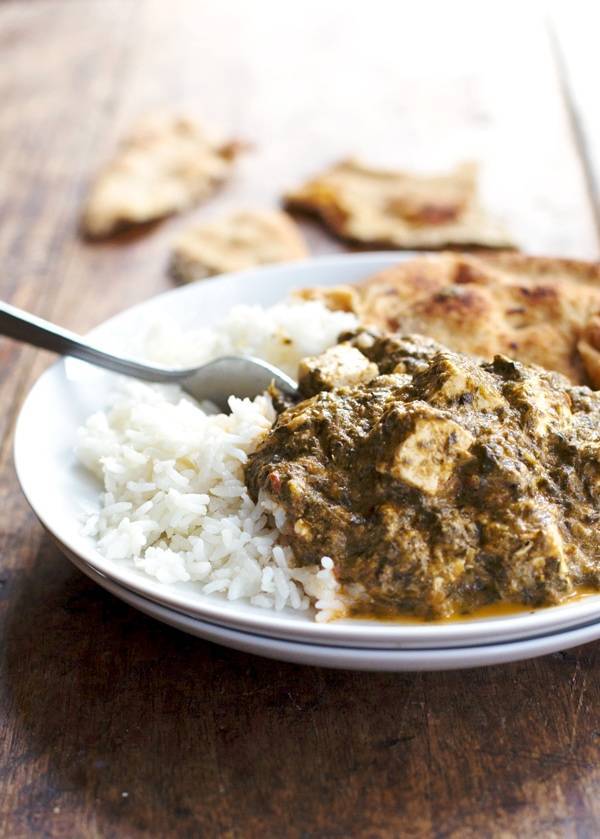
(246, 331, 600, 619)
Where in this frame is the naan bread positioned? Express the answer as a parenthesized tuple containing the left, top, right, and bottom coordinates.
(285, 159, 514, 250)
(169, 210, 308, 282)
(82, 114, 242, 238)
(298, 253, 600, 387)
(358, 253, 600, 387)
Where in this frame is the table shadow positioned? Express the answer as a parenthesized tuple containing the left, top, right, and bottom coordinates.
(3, 533, 600, 837)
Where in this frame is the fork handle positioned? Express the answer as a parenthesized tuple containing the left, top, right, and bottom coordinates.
(0, 300, 183, 383)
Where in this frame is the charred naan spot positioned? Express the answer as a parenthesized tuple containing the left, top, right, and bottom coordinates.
(518, 285, 558, 302)
(422, 287, 487, 317)
(406, 203, 461, 226)
(453, 261, 484, 285)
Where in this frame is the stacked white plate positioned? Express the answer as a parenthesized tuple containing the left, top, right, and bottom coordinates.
(14, 254, 600, 671)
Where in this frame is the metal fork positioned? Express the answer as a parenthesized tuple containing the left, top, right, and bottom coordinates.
(0, 301, 298, 412)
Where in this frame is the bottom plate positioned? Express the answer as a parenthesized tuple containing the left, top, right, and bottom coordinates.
(16, 251, 600, 652)
(57, 536, 600, 672)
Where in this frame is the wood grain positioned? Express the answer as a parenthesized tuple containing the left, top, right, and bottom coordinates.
(1, 2, 600, 837)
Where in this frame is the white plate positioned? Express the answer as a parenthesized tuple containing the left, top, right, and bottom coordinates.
(14, 253, 600, 650)
(58, 533, 600, 671)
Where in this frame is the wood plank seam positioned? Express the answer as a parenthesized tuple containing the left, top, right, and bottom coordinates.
(547, 18, 600, 248)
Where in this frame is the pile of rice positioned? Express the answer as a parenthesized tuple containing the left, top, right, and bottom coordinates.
(76, 300, 358, 620)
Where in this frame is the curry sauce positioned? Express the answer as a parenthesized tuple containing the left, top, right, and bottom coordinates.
(246, 331, 600, 620)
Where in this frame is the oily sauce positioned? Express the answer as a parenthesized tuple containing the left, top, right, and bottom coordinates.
(349, 586, 600, 624)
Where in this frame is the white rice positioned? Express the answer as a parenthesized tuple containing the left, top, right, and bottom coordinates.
(76, 300, 358, 620)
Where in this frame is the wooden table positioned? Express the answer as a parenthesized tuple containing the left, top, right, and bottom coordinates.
(2, 2, 600, 836)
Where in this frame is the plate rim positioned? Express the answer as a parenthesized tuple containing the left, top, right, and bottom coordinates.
(59, 532, 600, 672)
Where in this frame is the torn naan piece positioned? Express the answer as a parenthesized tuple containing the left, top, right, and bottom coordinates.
(285, 159, 514, 250)
(355, 252, 600, 387)
(82, 114, 243, 238)
(169, 210, 308, 282)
